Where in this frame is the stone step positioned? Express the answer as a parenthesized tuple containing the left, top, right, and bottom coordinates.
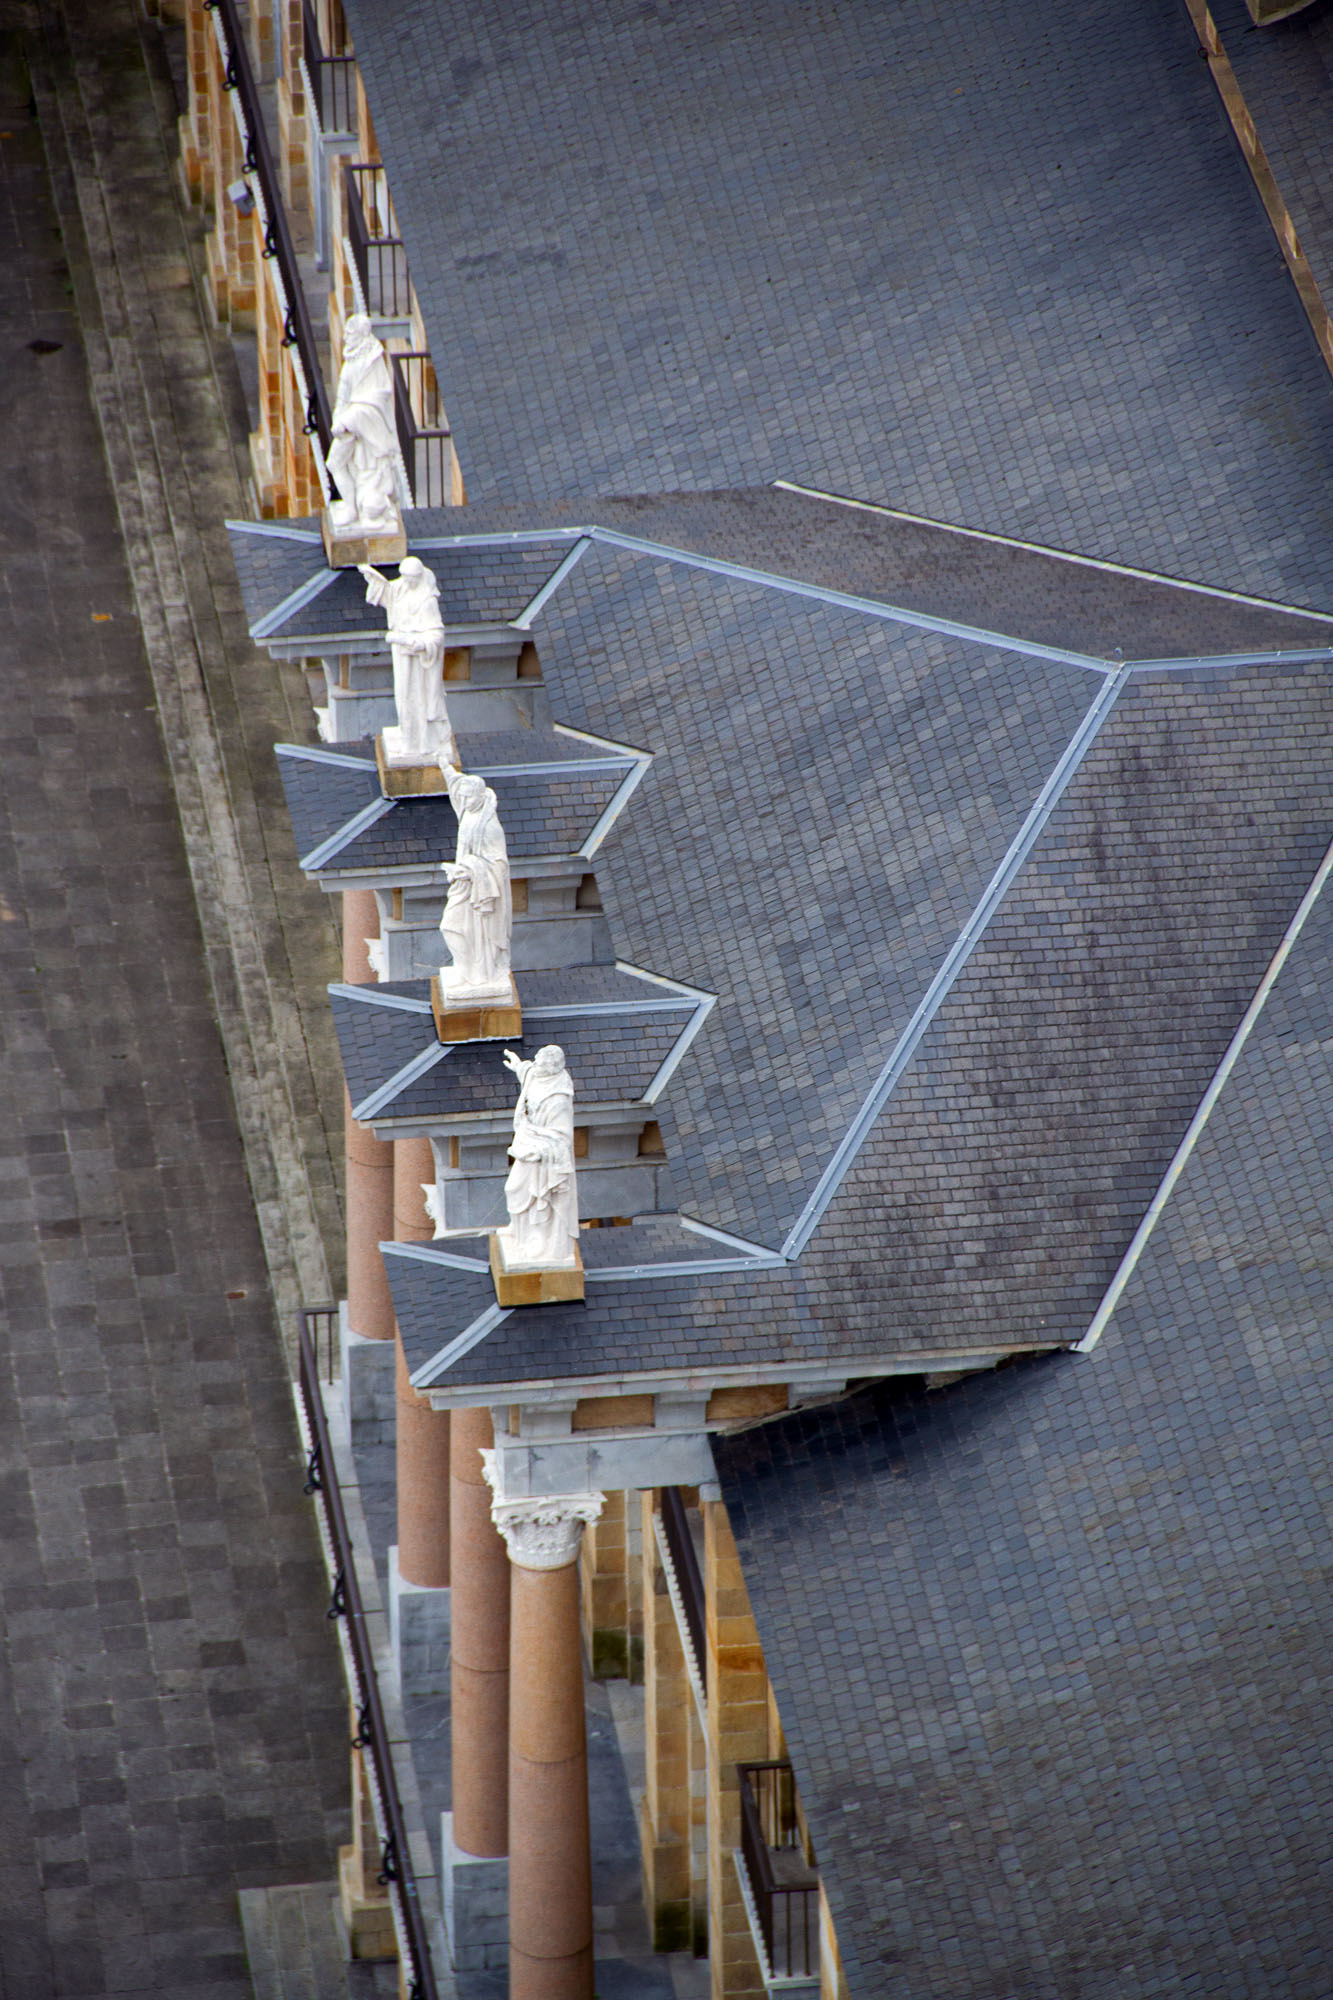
(239, 1883, 399, 2000)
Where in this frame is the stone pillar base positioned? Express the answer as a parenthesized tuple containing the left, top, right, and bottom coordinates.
(440, 1811, 509, 1971)
(337, 1845, 397, 1960)
(338, 1309, 397, 1448)
(389, 1545, 451, 1696)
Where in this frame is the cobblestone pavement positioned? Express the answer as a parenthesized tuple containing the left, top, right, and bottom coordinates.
(0, 25, 348, 1999)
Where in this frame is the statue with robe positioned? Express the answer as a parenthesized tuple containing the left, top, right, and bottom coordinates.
(497, 1045, 579, 1270)
(359, 556, 456, 769)
(438, 768, 512, 1002)
(326, 315, 405, 535)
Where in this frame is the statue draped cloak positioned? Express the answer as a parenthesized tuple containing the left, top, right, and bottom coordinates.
(441, 776, 512, 994)
(364, 568, 453, 760)
(503, 1064, 578, 1266)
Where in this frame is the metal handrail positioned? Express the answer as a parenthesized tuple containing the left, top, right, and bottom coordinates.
(391, 352, 452, 507)
(206, 0, 334, 456)
(301, 0, 356, 134)
(344, 162, 411, 319)
(297, 1311, 438, 1999)
(737, 1761, 819, 1979)
(660, 1488, 707, 1694)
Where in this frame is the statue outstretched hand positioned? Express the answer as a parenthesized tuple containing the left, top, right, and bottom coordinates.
(502, 1048, 528, 1081)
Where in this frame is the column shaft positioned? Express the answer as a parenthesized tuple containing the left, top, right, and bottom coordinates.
(395, 1134, 450, 1586)
(342, 889, 394, 1340)
(509, 1559, 594, 1999)
(450, 1407, 510, 1857)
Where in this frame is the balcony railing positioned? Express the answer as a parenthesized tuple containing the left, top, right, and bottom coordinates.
(206, 0, 333, 457)
(737, 1761, 820, 1981)
(660, 1487, 707, 1695)
(301, 0, 356, 134)
(391, 352, 452, 508)
(345, 162, 411, 320)
(297, 1310, 438, 2000)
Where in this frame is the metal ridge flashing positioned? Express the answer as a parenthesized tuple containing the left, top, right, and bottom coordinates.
(327, 983, 433, 1013)
(276, 742, 377, 770)
(781, 665, 1137, 1259)
(1076, 833, 1333, 1355)
(773, 480, 1333, 625)
(250, 565, 340, 640)
(351, 1041, 453, 1121)
(298, 794, 395, 872)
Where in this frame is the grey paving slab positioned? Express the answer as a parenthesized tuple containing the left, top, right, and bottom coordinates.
(0, 28, 347, 2000)
(714, 864, 1333, 1999)
(342, 0, 1333, 606)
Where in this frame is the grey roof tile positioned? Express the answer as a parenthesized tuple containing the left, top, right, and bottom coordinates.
(714, 865, 1333, 1998)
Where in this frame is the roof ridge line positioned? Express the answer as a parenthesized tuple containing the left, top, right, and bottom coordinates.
(780, 665, 1136, 1259)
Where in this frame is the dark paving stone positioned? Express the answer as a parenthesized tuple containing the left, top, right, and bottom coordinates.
(0, 28, 348, 2000)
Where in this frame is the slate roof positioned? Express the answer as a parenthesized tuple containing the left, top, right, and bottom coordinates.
(331, 967, 698, 1121)
(367, 530, 1333, 1386)
(266, 489, 1333, 664)
(275, 738, 630, 876)
(713, 857, 1333, 1999)
(228, 522, 572, 641)
(338, 0, 1333, 606)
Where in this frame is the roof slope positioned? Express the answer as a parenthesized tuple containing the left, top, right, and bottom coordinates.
(715, 861, 1333, 1998)
(340, 0, 1333, 603)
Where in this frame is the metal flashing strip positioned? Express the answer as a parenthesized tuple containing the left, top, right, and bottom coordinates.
(643, 995, 716, 1103)
(407, 530, 585, 551)
(583, 1255, 786, 1282)
(773, 481, 1333, 626)
(580, 756, 653, 858)
(276, 741, 377, 771)
(1076, 834, 1333, 1355)
(521, 998, 697, 1020)
(299, 794, 395, 872)
(514, 537, 593, 629)
(225, 517, 323, 543)
(473, 757, 634, 779)
(678, 1214, 780, 1259)
(327, 983, 434, 1014)
(352, 1040, 453, 1122)
(583, 527, 1115, 675)
(1127, 648, 1333, 674)
(251, 565, 341, 641)
(382, 1238, 491, 1272)
(781, 665, 1137, 1259)
(408, 1303, 513, 1390)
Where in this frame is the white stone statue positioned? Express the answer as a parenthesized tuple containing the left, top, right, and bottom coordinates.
(497, 1045, 579, 1270)
(438, 768, 512, 1002)
(326, 314, 404, 536)
(359, 557, 457, 769)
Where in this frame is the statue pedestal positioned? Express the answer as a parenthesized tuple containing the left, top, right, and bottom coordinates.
(322, 507, 407, 570)
(489, 1233, 584, 1307)
(375, 734, 454, 797)
(431, 974, 522, 1044)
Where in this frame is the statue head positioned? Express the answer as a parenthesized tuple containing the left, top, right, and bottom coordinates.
(399, 556, 424, 581)
(454, 773, 487, 813)
(342, 313, 376, 359)
(534, 1044, 566, 1077)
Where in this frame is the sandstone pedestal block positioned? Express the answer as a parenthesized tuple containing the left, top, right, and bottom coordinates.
(431, 972, 522, 1044)
(322, 509, 406, 569)
(375, 734, 455, 796)
(490, 1233, 585, 1307)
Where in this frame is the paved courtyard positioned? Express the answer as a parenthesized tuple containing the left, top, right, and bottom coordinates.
(0, 27, 348, 1999)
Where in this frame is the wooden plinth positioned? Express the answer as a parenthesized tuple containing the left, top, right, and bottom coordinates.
(375, 734, 452, 797)
(321, 509, 407, 569)
(490, 1234, 585, 1307)
(431, 973, 522, 1044)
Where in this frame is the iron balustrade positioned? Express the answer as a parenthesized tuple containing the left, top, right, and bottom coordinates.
(344, 163, 412, 319)
(737, 1761, 820, 1981)
(297, 1311, 438, 2000)
(301, 0, 356, 134)
(391, 352, 452, 507)
(206, 0, 334, 457)
(660, 1487, 707, 1694)
(302, 1302, 338, 1386)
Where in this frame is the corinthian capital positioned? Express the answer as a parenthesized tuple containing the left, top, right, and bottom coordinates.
(481, 1452, 604, 1570)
